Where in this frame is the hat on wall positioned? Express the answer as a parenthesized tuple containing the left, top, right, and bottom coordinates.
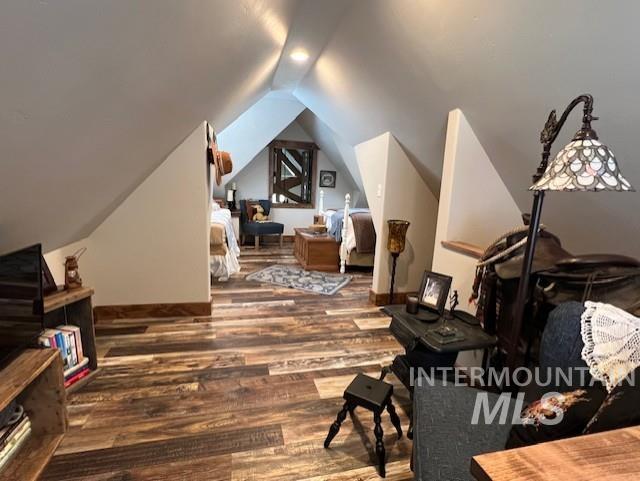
(214, 151, 233, 186)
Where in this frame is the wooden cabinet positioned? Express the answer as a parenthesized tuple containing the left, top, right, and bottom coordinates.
(0, 349, 67, 481)
(0, 288, 99, 479)
(294, 228, 339, 272)
(43, 287, 99, 392)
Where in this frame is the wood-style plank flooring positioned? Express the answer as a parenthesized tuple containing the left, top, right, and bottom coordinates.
(43, 246, 413, 480)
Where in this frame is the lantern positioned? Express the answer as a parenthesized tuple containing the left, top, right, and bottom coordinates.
(64, 248, 86, 290)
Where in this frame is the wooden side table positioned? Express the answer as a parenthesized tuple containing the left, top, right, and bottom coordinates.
(293, 228, 339, 272)
(381, 304, 497, 439)
(383, 305, 496, 354)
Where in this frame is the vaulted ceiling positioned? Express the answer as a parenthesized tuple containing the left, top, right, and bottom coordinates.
(216, 92, 306, 188)
(295, 0, 640, 256)
(2, 0, 639, 257)
(0, 0, 297, 252)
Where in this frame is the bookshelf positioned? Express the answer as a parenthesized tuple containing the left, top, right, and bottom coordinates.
(0, 349, 67, 481)
(43, 287, 100, 392)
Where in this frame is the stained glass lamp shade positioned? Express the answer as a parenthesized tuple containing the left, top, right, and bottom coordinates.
(531, 138, 634, 192)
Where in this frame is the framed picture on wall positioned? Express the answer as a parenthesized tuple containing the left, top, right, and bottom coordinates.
(418, 271, 452, 314)
(319, 170, 336, 188)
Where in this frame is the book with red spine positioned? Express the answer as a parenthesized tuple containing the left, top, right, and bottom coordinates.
(64, 367, 91, 388)
(63, 357, 89, 381)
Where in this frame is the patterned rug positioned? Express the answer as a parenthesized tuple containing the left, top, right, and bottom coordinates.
(246, 264, 352, 296)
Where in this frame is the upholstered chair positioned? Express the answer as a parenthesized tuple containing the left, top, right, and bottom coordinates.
(239, 199, 284, 249)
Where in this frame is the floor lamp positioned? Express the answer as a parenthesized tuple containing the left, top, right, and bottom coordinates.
(507, 94, 635, 370)
(387, 220, 410, 304)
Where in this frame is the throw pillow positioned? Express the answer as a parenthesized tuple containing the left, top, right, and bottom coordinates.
(505, 383, 606, 449)
(583, 365, 640, 435)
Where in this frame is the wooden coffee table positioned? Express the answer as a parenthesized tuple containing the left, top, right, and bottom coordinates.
(294, 228, 339, 272)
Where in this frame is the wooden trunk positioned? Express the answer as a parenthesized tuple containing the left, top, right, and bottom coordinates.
(294, 228, 339, 272)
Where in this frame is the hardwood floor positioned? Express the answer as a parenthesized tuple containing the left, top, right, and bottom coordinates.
(44, 246, 413, 480)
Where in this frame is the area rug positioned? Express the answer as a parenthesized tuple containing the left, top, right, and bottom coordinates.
(246, 264, 352, 295)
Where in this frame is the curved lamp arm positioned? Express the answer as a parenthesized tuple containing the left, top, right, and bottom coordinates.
(508, 93, 599, 372)
(535, 94, 597, 182)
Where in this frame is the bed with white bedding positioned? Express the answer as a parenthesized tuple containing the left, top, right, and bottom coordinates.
(210, 203, 240, 281)
(322, 194, 375, 272)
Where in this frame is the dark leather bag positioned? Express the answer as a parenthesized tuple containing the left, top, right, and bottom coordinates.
(537, 255, 640, 315)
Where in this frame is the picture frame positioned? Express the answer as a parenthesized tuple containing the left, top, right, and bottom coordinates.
(319, 170, 336, 188)
(417, 271, 452, 314)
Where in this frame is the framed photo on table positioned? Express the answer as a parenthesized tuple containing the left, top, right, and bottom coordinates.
(418, 271, 452, 314)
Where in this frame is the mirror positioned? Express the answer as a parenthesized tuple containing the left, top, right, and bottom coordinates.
(269, 140, 317, 208)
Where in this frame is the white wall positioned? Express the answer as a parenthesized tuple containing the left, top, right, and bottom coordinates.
(43, 238, 89, 287)
(432, 109, 522, 307)
(229, 121, 357, 235)
(216, 93, 306, 196)
(356, 133, 387, 230)
(295, 109, 367, 208)
(356, 132, 439, 295)
(44, 122, 212, 308)
(295, 1, 640, 258)
(431, 110, 522, 368)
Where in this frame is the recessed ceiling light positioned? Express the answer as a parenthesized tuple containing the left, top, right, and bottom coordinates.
(290, 49, 309, 63)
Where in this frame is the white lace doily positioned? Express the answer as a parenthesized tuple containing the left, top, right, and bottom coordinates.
(581, 301, 640, 392)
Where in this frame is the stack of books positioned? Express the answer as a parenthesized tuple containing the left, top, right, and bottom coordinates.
(38, 325, 91, 388)
(0, 411, 31, 471)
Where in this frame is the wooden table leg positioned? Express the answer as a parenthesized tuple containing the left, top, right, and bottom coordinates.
(387, 400, 403, 438)
(324, 401, 350, 448)
(374, 411, 386, 477)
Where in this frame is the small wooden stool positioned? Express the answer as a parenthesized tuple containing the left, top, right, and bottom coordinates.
(324, 373, 402, 477)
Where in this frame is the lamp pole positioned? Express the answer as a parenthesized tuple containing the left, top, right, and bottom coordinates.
(506, 94, 595, 370)
(389, 252, 399, 304)
(386, 220, 410, 305)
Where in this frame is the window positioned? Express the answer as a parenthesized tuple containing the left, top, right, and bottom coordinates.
(269, 140, 317, 208)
